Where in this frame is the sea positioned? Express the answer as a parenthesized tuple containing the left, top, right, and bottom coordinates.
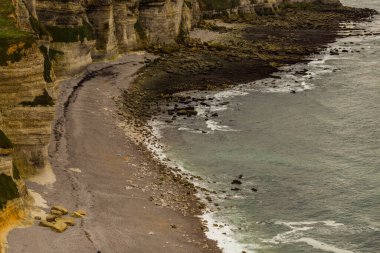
(148, 1, 380, 252)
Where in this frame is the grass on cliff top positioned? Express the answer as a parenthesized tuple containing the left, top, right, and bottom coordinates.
(0, 0, 35, 65)
(0, 174, 20, 210)
(0, 0, 33, 41)
(0, 130, 13, 149)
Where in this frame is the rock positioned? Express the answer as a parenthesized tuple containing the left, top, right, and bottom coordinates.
(40, 219, 68, 232)
(238, 174, 243, 179)
(231, 179, 242, 185)
(177, 109, 187, 116)
(34, 216, 41, 220)
(50, 210, 63, 216)
(51, 206, 68, 215)
(211, 113, 218, 117)
(39, 220, 54, 228)
(46, 215, 57, 222)
(251, 187, 258, 192)
(71, 212, 83, 218)
(171, 224, 177, 229)
(231, 188, 241, 191)
(52, 220, 68, 233)
(77, 209, 87, 216)
(56, 217, 75, 226)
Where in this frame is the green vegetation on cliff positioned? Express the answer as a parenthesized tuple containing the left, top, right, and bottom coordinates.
(38, 46, 63, 83)
(198, 0, 240, 11)
(0, 174, 20, 210)
(29, 15, 49, 38)
(0, 0, 35, 65)
(46, 22, 94, 43)
(0, 130, 13, 149)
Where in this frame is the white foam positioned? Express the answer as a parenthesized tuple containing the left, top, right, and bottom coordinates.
(178, 127, 207, 134)
(297, 238, 355, 253)
(202, 212, 256, 253)
(214, 90, 249, 100)
(262, 220, 352, 253)
(206, 120, 237, 132)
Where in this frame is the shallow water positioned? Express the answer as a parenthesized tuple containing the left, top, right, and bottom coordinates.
(156, 1, 380, 252)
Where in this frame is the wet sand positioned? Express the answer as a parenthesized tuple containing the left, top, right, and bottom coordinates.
(6, 52, 220, 253)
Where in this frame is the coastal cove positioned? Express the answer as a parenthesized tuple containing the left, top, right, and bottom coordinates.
(0, 0, 378, 253)
(153, 1, 380, 252)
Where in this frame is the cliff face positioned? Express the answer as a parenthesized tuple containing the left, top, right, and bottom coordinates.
(0, 130, 28, 248)
(199, 0, 341, 17)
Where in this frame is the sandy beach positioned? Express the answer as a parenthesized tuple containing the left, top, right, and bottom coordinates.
(6, 52, 220, 253)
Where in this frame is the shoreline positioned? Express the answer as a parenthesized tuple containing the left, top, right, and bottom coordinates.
(118, 5, 377, 253)
(3, 4, 377, 253)
(6, 52, 221, 253)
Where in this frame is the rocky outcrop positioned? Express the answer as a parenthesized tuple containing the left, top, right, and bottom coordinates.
(199, 0, 342, 18)
(0, 130, 29, 253)
(0, 42, 55, 177)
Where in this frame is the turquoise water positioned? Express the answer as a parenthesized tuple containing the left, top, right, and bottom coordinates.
(157, 1, 380, 252)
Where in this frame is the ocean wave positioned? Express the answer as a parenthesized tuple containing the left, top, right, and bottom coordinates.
(206, 120, 238, 132)
(202, 212, 257, 253)
(261, 220, 355, 253)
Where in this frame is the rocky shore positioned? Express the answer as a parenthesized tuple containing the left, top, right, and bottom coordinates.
(6, 52, 221, 253)
(123, 4, 377, 123)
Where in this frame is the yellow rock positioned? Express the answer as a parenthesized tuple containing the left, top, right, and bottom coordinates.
(51, 220, 68, 233)
(51, 206, 68, 215)
(71, 209, 87, 218)
(46, 215, 57, 222)
(50, 210, 63, 216)
(70, 212, 83, 218)
(77, 210, 87, 216)
(56, 217, 75, 226)
(39, 220, 54, 228)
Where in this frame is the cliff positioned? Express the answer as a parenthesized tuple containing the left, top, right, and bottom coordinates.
(0, 130, 28, 251)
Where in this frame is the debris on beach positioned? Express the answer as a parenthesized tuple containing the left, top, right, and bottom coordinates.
(38, 206, 87, 233)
